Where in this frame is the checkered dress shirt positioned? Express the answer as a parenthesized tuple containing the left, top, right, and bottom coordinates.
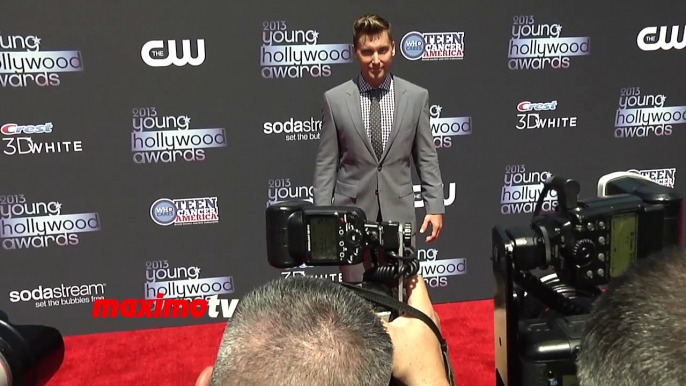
(358, 74, 395, 153)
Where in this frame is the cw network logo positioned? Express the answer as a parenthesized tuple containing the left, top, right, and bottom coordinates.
(414, 183, 456, 208)
(637, 25, 686, 51)
(141, 39, 206, 67)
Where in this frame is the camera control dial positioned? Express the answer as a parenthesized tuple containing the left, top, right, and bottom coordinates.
(346, 229, 363, 247)
(572, 239, 596, 266)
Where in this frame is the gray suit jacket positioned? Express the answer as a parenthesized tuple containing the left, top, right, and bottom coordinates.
(313, 75, 445, 282)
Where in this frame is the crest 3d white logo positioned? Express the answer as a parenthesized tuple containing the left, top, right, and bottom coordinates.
(141, 40, 206, 67)
(637, 26, 686, 51)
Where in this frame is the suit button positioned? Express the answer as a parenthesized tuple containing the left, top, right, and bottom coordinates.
(375, 190, 379, 195)
(377, 166, 382, 171)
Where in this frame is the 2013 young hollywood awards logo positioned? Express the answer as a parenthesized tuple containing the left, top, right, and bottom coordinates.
(417, 248, 467, 288)
(400, 31, 464, 61)
(500, 165, 556, 215)
(280, 248, 466, 287)
(430, 104, 471, 149)
(260, 21, 353, 79)
(89, 261, 238, 319)
(266, 178, 313, 207)
(263, 116, 322, 142)
(141, 39, 205, 67)
(9, 281, 106, 308)
(0, 32, 84, 87)
(130, 107, 227, 163)
(143, 260, 238, 314)
(637, 25, 685, 52)
(614, 87, 686, 138)
(266, 178, 457, 209)
(508, 15, 590, 70)
(627, 168, 676, 188)
(0, 194, 101, 250)
(1, 121, 84, 156)
(515, 100, 578, 131)
(150, 197, 219, 226)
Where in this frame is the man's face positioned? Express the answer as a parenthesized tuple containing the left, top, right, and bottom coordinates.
(355, 32, 395, 86)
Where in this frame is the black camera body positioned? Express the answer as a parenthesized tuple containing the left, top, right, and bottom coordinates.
(517, 314, 586, 386)
(493, 174, 683, 386)
(266, 200, 456, 386)
(266, 200, 418, 317)
(266, 200, 410, 269)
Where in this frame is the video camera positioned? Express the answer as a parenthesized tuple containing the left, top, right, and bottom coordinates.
(0, 311, 64, 386)
(265, 200, 419, 316)
(493, 172, 683, 386)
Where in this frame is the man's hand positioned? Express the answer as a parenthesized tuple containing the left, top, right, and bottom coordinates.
(382, 275, 450, 386)
(420, 214, 443, 243)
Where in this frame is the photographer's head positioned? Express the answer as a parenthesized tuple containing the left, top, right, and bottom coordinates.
(197, 276, 393, 386)
(576, 247, 686, 385)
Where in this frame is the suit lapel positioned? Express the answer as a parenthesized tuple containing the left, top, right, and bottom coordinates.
(345, 81, 376, 159)
(381, 78, 408, 162)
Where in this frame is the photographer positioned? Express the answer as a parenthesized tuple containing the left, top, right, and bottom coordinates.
(576, 247, 686, 385)
(195, 275, 450, 386)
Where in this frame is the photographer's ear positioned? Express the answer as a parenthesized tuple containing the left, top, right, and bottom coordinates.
(196, 366, 213, 386)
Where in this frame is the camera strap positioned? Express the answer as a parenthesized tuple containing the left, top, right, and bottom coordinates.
(341, 283, 457, 386)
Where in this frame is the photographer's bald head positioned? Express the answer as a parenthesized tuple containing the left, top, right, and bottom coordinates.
(196, 276, 393, 386)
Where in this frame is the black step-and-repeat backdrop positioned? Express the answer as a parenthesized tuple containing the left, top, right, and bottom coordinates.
(2, 0, 685, 335)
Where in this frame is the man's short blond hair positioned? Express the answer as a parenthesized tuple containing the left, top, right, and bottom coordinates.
(353, 14, 393, 48)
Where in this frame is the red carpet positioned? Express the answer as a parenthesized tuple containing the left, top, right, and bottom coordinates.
(46, 300, 495, 386)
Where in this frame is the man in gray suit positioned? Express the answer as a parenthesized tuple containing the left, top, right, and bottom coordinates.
(313, 14, 445, 283)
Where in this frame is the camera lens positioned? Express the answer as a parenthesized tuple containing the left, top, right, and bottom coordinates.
(0, 314, 64, 386)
